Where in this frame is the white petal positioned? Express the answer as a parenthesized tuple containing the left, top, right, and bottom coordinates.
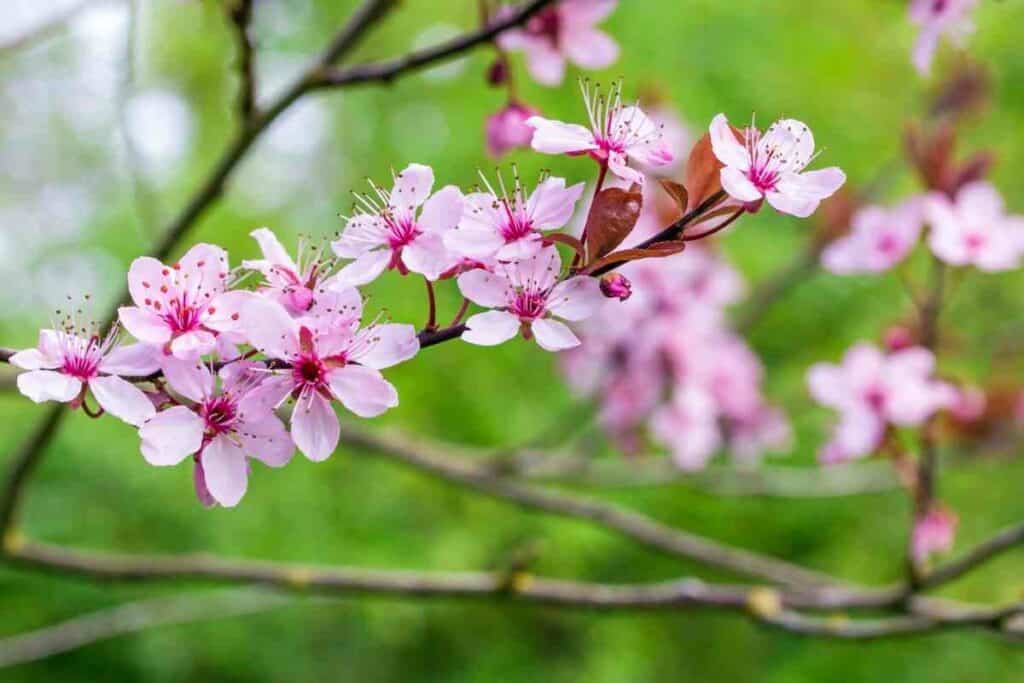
(202, 436, 249, 507)
(709, 113, 749, 169)
(89, 375, 155, 426)
(99, 343, 161, 376)
(462, 311, 519, 346)
(236, 413, 294, 468)
(527, 177, 585, 231)
(240, 297, 300, 360)
(355, 324, 419, 370)
(118, 307, 171, 345)
(531, 318, 580, 351)
(457, 269, 510, 308)
(9, 348, 56, 371)
(419, 185, 464, 234)
(17, 370, 81, 403)
(250, 227, 297, 271)
(160, 356, 213, 402)
(332, 250, 391, 287)
(547, 277, 602, 322)
(389, 163, 434, 211)
(140, 406, 204, 466)
(720, 166, 762, 202)
(328, 365, 398, 418)
(527, 117, 598, 155)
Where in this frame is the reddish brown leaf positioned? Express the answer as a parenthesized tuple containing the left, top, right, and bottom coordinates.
(545, 232, 586, 261)
(584, 184, 644, 263)
(584, 241, 686, 274)
(683, 126, 741, 212)
(659, 179, 689, 213)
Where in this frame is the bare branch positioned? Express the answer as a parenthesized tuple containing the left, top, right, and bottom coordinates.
(920, 521, 1024, 591)
(227, 0, 257, 121)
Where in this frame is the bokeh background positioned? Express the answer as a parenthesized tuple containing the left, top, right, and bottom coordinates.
(2, 0, 1024, 680)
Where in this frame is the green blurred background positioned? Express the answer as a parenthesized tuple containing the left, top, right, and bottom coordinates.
(2, 0, 1024, 679)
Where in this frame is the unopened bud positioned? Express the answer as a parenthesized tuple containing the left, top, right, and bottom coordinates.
(600, 273, 632, 301)
(486, 57, 509, 87)
(884, 325, 914, 351)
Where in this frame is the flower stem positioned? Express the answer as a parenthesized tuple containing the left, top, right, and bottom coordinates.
(424, 278, 438, 331)
(449, 297, 471, 327)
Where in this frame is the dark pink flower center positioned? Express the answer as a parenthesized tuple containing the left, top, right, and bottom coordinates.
(876, 233, 901, 255)
(162, 296, 204, 333)
(863, 385, 887, 413)
(746, 163, 780, 193)
(60, 337, 103, 381)
(292, 353, 327, 391)
(499, 201, 535, 243)
(964, 232, 986, 252)
(201, 395, 238, 436)
(384, 216, 421, 249)
(510, 290, 548, 321)
(526, 7, 561, 48)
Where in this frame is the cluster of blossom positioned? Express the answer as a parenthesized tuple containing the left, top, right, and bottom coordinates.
(562, 176, 792, 469)
(10, 75, 851, 506)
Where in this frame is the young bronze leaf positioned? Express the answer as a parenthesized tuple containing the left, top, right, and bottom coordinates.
(659, 179, 689, 213)
(584, 240, 686, 274)
(584, 184, 644, 263)
(683, 132, 723, 212)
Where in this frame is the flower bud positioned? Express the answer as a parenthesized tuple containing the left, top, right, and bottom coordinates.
(486, 57, 509, 86)
(485, 101, 539, 158)
(883, 325, 915, 351)
(600, 273, 632, 301)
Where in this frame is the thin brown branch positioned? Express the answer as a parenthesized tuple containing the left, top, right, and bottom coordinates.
(228, 0, 257, 121)
(0, 409, 67, 539)
(337, 424, 899, 601)
(315, 0, 557, 88)
(920, 520, 1024, 591)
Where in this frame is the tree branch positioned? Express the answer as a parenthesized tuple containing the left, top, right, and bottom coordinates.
(921, 520, 1024, 591)
(228, 0, 257, 121)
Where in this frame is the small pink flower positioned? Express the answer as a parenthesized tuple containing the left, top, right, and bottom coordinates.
(242, 228, 337, 315)
(948, 384, 986, 422)
(11, 325, 158, 426)
(911, 505, 958, 562)
(331, 164, 464, 286)
(139, 362, 293, 507)
(639, 105, 691, 177)
(527, 81, 674, 184)
(444, 172, 584, 262)
(119, 243, 251, 360)
(457, 245, 601, 351)
(909, 0, 977, 76)
(822, 198, 925, 274)
(709, 114, 846, 218)
(486, 101, 541, 157)
(497, 0, 619, 86)
(650, 385, 722, 470)
(807, 343, 956, 462)
(925, 181, 1024, 271)
(239, 290, 418, 462)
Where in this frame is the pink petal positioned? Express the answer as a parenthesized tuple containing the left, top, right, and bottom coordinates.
(236, 413, 294, 468)
(127, 256, 175, 311)
(494, 234, 544, 261)
(523, 42, 567, 86)
(354, 324, 419, 370)
(139, 405, 204, 466)
(240, 297, 300, 361)
(760, 119, 816, 173)
(562, 27, 619, 69)
(720, 166, 763, 202)
(328, 365, 398, 418)
(531, 318, 581, 351)
(160, 356, 212, 402)
(768, 168, 846, 218)
(912, 24, 941, 75)
(176, 243, 230, 303)
(202, 436, 249, 507)
(419, 185, 464, 234)
(462, 311, 520, 346)
(89, 375, 155, 426)
(807, 363, 847, 408)
(527, 117, 597, 154)
(331, 214, 388, 258)
(118, 306, 171, 346)
(957, 181, 1004, 222)
(389, 163, 434, 211)
(169, 330, 217, 360)
(17, 370, 81, 403)
(607, 152, 644, 185)
(291, 393, 340, 462)
(444, 220, 506, 259)
(249, 227, 297, 271)
(403, 232, 455, 281)
(832, 409, 885, 459)
(709, 114, 749, 169)
(527, 177, 585, 231)
(547, 276, 601, 322)
(457, 269, 510, 308)
(203, 290, 258, 334)
(9, 348, 56, 371)
(561, 0, 617, 24)
(100, 343, 161, 376)
(332, 250, 391, 288)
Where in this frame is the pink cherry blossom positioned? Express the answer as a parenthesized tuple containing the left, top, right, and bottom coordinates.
(457, 245, 601, 351)
(242, 228, 338, 315)
(11, 325, 158, 426)
(821, 198, 925, 274)
(639, 105, 691, 177)
(119, 243, 251, 360)
(909, 0, 977, 76)
(497, 0, 619, 86)
(925, 181, 1024, 271)
(807, 343, 956, 462)
(444, 172, 584, 262)
(650, 385, 722, 470)
(486, 101, 540, 157)
(331, 164, 464, 286)
(527, 81, 674, 184)
(139, 361, 293, 507)
(709, 114, 846, 218)
(238, 291, 418, 462)
(911, 505, 958, 562)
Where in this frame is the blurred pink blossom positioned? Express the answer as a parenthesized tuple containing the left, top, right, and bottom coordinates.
(911, 505, 958, 562)
(925, 181, 1024, 271)
(909, 0, 977, 76)
(486, 101, 540, 157)
(821, 198, 925, 274)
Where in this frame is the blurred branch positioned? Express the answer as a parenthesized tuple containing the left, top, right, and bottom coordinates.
(0, 0, 98, 59)
(921, 520, 1024, 591)
(227, 0, 256, 121)
(513, 453, 901, 498)
(0, 409, 67, 537)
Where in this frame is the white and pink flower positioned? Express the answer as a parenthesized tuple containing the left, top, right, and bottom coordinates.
(909, 0, 977, 76)
(925, 181, 1024, 271)
(497, 0, 619, 86)
(821, 198, 925, 274)
(139, 361, 293, 508)
(119, 244, 251, 360)
(457, 246, 601, 351)
(486, 101, 541, 158)
(444, 172, 584, 262)
(242, 228, 338, 315)
(709, 114, 845, 218)
(11, 326, 158, 426)
(239, 290, 418, 462)
(331, 164, 464, 286)
(807, 343, 956, 463)
(527, 82, 674, 184)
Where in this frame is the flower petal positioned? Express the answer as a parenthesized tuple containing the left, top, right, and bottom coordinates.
(720, 166, 762, 202)
(236, 413, 294, 468)
(547, 277, 602, 322)
(140, 405, 204, 466)
(527, 177, 585, 231)
(402, 232, 455, 281)
(709, 114, 749, 169)
(389, 163, 434, 212)
(527, 117, 597, 155)
(355, 324, 419, 370)
(17, 370, 81, 403)
(89, 375, 155, 426)
(531, 318, 581, 351)
(331, 250, 391, 288)
(118, 307, 171, 346)
(462, 310, 520, 346)
(457, 269, 509, 308)
(291, 393, 340, 462)
(327, 365, 399, 418)
(202, 436, 249, 507)
(419, 185, 464, 234)
(99, 343, 161, 376)
(240, 297, 300, 361)
(9, 348, 56, 371)
(160, 356, 212, 403)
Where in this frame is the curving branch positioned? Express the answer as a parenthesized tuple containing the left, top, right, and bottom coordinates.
(921, 520, 1024, 591)
(227, 0, 257, 122)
